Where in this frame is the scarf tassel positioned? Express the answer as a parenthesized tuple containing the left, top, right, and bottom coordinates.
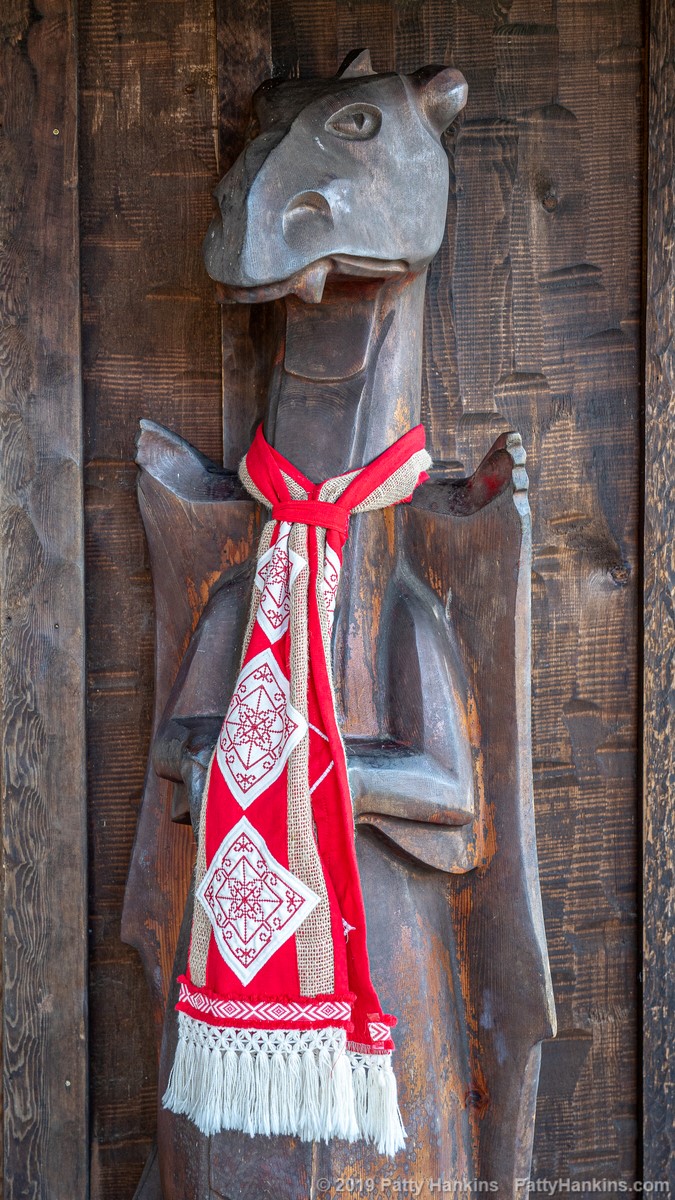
(163, 1015, 406, 1154)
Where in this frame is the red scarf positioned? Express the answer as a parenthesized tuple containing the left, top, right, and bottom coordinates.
(163, 424, 431, 1154)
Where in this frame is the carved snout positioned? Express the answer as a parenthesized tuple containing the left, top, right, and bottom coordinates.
(282, 190, 335, 248)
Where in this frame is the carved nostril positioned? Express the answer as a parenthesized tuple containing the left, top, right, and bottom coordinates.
(282, 191, 334, 246)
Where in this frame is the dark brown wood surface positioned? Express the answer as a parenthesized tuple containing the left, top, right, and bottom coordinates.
(0, 1, 89, 1196)
(77, 0, 224, 1189)
(0, 0, 634, 1195)
(644, 0, 674, 1186)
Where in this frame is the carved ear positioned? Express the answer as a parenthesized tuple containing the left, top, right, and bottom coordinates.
(337, 49, 375, 78)
(410, 65, 468, 134)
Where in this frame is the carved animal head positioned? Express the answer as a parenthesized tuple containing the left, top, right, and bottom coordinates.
(203, 50, 467, 301)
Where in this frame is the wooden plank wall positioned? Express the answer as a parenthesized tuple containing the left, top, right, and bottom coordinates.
(643, 0, 674, 1185)
(74, 0, 644, 1194)
(0, 1, 89, 1196)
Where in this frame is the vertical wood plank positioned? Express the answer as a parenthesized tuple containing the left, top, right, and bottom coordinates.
(0, 1, 88, 1197)
(643, 0, 675, 1184)
(77, 0, 223, 1192)
(335, 2, 395, 72)
(275, 0, 337, 78)
(215, 0, 273, 468)
(443, 2, 642, 1182)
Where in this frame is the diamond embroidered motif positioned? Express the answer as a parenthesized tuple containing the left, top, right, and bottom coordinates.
(217, 647, 307, 808)
(255, 522, 306, 643)
(322, 541, 341, 634)
(196, 817, 319, 984)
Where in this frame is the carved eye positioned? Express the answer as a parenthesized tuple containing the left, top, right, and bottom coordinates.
(325, 103, 382, 140)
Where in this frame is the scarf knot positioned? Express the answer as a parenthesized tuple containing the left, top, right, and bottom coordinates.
(271, 498, 350, 540)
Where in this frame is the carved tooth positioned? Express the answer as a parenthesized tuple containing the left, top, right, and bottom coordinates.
(292, 262, 329, 304)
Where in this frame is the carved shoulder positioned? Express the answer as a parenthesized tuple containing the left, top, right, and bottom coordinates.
(136, 418, 249, 503)
(412, 431, 527, 518)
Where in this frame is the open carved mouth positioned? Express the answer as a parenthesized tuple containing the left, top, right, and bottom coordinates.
(215, 255, 411, 305)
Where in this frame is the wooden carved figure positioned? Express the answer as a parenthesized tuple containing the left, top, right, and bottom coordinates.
(123, 50, 556, 1200)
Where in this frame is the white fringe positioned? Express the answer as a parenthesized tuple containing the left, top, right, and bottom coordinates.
(163, 1013, 405, 1155)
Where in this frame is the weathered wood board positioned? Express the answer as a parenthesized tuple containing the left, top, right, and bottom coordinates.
(644, 0, 675, 1187)
(0, 1, 88, 1196)
(77, 0, 224, 1188)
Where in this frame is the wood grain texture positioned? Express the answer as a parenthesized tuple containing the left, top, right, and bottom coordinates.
(215, 0, 274, 468)
(0, 1, 88, 1196)
(77, 0, 223, 1191)
(643, 0, 674, 1184)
